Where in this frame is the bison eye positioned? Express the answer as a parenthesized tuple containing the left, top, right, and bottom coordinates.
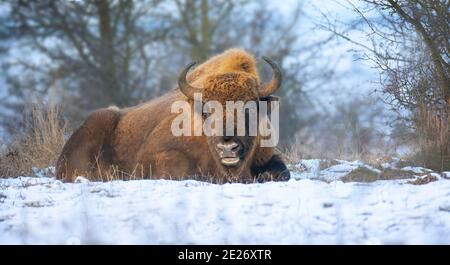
(241, 63, 249, 71)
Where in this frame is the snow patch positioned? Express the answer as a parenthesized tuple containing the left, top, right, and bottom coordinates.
(0, 173, 449, 244)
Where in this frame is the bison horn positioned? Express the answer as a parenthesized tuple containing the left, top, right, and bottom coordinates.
(259, 56, 282, 97)
(178, 62, 203, 100)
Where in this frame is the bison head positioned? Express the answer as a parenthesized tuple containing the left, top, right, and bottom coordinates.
(177, 57, 282, 178)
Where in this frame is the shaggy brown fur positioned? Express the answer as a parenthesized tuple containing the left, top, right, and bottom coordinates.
(56, 48, 290, 182)
(187, 48, 259, 88)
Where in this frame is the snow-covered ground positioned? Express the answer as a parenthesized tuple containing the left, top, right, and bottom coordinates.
(0, 160, 450, 244)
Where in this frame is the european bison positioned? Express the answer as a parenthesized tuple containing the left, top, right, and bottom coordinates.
(56, 49, 290, 182)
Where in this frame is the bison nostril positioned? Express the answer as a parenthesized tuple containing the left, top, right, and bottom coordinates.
(229, 142, 238, 149)
(231, 143, 240, 151)
(217, 142, 239, 152)
(223, 135, 232, 141)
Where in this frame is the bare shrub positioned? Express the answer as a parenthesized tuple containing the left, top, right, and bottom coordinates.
(0, 104, 68, 177)
(321, 0, 449, 170)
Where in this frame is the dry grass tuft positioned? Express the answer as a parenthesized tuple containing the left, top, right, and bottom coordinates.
(80, 162, 267, 184)
(340, 167, 380, 183)
(282, 136, 389, 166)
(0, 104, 68, 177)
(408, 144, 450, 172)
(407, 174, 439, 185)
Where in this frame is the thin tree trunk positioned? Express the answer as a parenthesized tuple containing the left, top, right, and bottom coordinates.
(200, 0, 210, 61)
(95, 0, 120, 104)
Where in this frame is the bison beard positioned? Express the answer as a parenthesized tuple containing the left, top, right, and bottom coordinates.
(56, 49, 290, 183)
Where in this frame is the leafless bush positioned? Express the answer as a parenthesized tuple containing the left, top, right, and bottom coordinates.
(0, 104, 68, 177)
(320, 0, 449, 170)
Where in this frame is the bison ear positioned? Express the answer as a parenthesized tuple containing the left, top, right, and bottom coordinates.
(259, 95, 280, 114)
(260, 95, 280, 102)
